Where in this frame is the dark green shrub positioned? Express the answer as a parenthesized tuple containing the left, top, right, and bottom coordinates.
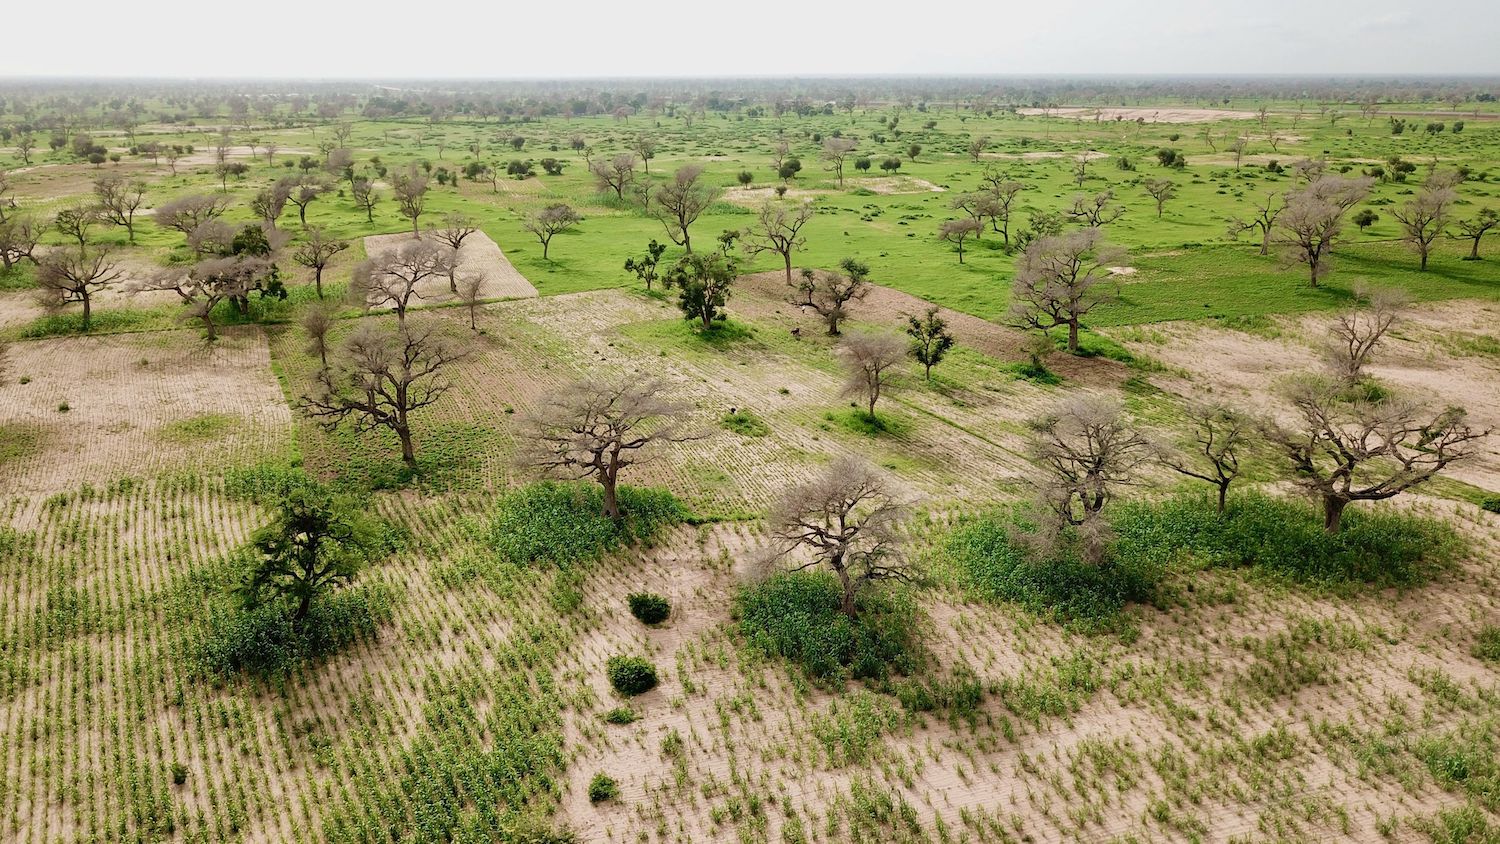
(606, 656, 658, 696)
(1110, 492, 1460, 588)
(626, 592, 671, 625)
(587, 773, 619, 803)
(1475, 627, 1500, 663)
(194, 582, 394, 681)
(490, 482, 685, 569)
(170, 763, 188, 785)
(734, 571, 923, 685)
(1481, 497, 1500, 514)
(943, 511, 1159, 631)
(601, 707, 639, 725)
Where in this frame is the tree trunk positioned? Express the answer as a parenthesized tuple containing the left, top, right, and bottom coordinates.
(867, 393, 877, 418)
(542, 238, 550, 260)
(1419, 249, 1428, 271)
(682, 231, 691, 255)
(81, 293, 92, 332)
(1259, 226, 1271, 256)
(315, 266, 324, 299)
(1067, 320, 1079, 354)
(398, 427, 416, 467)
(1322, 496, 1348, 533)
(294, 591, 312, 622)
(1216, 482, 1228, 515)
(601, 477, 621, 522)
(783, 253, 792, 286)
(836, 566, 857, 619)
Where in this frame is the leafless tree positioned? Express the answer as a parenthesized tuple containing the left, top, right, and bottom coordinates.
(15, 135, 34, 166)
(163, 146, 181, 175)
(53, 205, 99, 247)
(292, 226, 350, 299)
(1262, 379, 1489, 532)
(938, 218, 981, 264)
(1028, 395, 1151, 562)
(432, 212, 479, 289)
(744, 200, 814, 284)
(650, 165, 719, 254)
(632, 133, 657, 173)
(765, 456, 910, 619)
(1274, 175, 1375, 286)
(351, 240, 456, 326)
(300, 300, 337, 372)
(456, 271, 486, 330)
(949, 192, 997, 237)
(154, 193, 230, 239)
(186, 219, 238, 258)
(590, 153, 638, 200)
(391, 167, 429, 237)
(838, 332, 906, 418)
(301, 320, 466, 468)
(968, 135, 991, 162)
(36, 246, 123, 331)
(0, 170, 14, 223)
(521, 204, 582, 261)
(350, 178, 379, 223)
(0, 216, 44, 271)
(978, 170, 1024, 245)
(1324, 283, 1407, 384)
(1292, 158, 1328, 184)
(821, 137, 858, 187)
(1067, 191, 1125, 228)
(1392, 171, 1459, 271)
(1228, 192, 1284, 255)
(1009, 229, 1124, 354)
(1142, 178, 1177, 218)
(1228, 136, 1248, 170)
(518, 377, 701, 521)
(1158, 403, 1248, 514)
(769, 140, 791, 176)
(250, 178, 293, 229)
(263, 142, 278, 165)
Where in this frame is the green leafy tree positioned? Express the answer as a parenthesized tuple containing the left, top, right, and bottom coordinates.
(624, 239, 668, 291)
(666, 251, 737, 329)
(241, 484, 387, 622)
(905, 306, 955, 380)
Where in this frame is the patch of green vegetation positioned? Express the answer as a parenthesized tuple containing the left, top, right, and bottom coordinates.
(720, 408, 770, 437)
(489, 482, 684, 569)
(996, 648, 1105, 724)
(0, 423, 43, 469)
(809, 690, 904, 767)
(191, 581, 396, 682)
(626, 591, 671, 625)
(1418, 720, 1500, 812)
(824, 408, 912, 438)
(588, 773, 619, 803)
(1111, 492, 1462, 589)
(605, 655, 659, 696)
(941, 510, 1161, 632)
(1474, 627, 1500, 663)
(1001, 361, 1063, 385)
(160, 412, 236, 443)
(600, 707, 639, 725)
(735, 570, 923, 686)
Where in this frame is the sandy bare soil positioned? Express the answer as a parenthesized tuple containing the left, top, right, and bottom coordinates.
(361, 230, 538, 305)
(980, 149, 1113, 162)
(0, 327, 291, 495)
(1019, 106, 1260, 123)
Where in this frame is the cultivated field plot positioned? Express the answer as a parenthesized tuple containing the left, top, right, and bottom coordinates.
(0, 327, 292, 499)
(362, 230, 538, 304)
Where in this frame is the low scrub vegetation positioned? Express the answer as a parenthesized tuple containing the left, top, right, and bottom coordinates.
(489, 482, 684, 568)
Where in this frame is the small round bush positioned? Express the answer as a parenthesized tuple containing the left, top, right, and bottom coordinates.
(587, 772, 619, 803)
(170, 762, 189, 785)
(606, 655, 658, 696)
(601, 707, 639, 725)
(627, 592, 671, 625)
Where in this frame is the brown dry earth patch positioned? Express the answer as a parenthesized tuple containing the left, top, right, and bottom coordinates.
(361, 230, 538, 304)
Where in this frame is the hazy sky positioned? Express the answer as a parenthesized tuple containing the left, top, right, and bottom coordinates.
(5, 0, 1497, 78)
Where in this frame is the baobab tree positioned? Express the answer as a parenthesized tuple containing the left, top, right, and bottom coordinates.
(792, 258, 870, 335)
(1263, 379, 1488, 532)
(351, 240, 457, 325)
(938, 218, 981, 263)
(292, 227, 350, 298)
(1009, 229, 1125, 354)
(1274, 175, 1374, 286)
(391, 167, 429, 237)
(1453, 208, 1498, 260)
(905, 306, 955, 381)
(821, 137, 858, 188)
(743, 200, 814, 284)
(1028, 395, 1151, 562)
(837, 332, 906, 419)
(36, 246, 123, 331)
(521, 204, 581, 260)
(1142, 178, 1177, 218)
(651, 164, 719, 254)
(519, 377, 701, 521)
(92, 175, 147, 243)
(1158, 403, 1248, 514)
(766, 456, 910, 619)
(1228, 192, 1284, 256)
(1392, 171, 1459, 271)
(589, 153, 638, 200)
(1324, 284, 1407, 385)
(301, 320, 466, 468)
